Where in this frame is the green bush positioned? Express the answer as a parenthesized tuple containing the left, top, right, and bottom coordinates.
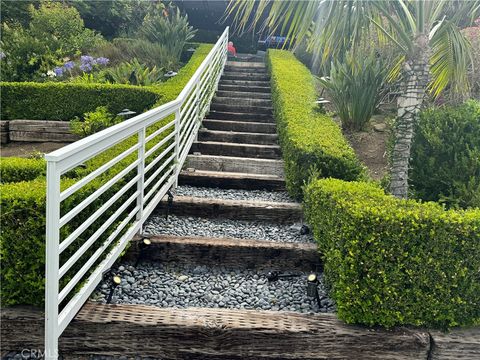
(410, 100, 480, 209)
(304, 178, 480, 328)
(0, 43, 213, 306)
(105, 58, 163, 86)
(70, 106, 123, 137)
(0, 82, 159, 120)
(0, 1, 104, 82)
(267, 50, 364, 198)
(0, 157, 45, 183)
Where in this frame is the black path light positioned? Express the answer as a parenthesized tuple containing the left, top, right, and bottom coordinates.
(135, 236, 152, 267)
(306, 273, 321, 308)
(165, 190, 174, 220)
(102, 269, 122, 304)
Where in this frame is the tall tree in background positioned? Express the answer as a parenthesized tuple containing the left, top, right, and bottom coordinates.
(227, 0, 479, 198)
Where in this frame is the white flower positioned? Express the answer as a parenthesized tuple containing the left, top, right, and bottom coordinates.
(47, 70, 56, 77)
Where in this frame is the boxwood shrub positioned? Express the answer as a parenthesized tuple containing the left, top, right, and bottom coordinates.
(304, 178, 480, 328)
(410, 100, 480, 209)
(0, 82, 160, 121)
(267, 50, 364, 198)
(0, 157, 45, 183)
(0, 44, 213, 306)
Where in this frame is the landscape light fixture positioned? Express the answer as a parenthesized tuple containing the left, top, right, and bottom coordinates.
(306, 273, 321, 308)
(106, 275, 121, 304)
(165, 190, 174, 220)
(300, 224, 310, 235)
(117, 108, 136, 119)
(266, 271, 301, 282)
(135, 236, 152, 267)
(164, 70, 178, 78)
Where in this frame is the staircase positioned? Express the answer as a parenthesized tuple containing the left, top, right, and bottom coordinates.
(2, 56, 440, 360)
(179, 60, 285, 191)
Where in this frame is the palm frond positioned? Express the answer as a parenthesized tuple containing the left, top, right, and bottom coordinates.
(429, 20, 472, 98)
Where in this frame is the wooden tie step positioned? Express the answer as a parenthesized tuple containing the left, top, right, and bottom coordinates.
(222, 72, 269, 81)
(198, 129, 278, 145)
(156, 195, 301, 223)
(206, 110, 274, 122)
(224, 66, 267, 74)
(216, 90, 271, 99)
(2, 304, 439, 359)
(214, 96, 272, 107)
(220, 79, 270, 87)
(210, 103, 272, 115)
(203, 119, 277, 133)
(218, 83, 271, 93)
(226, 60, 266, 68)
(185, 154, 285, 177)
(191, 141, 281, 159)
(127, 235, 318, 271)
(179, 170, 285, 190)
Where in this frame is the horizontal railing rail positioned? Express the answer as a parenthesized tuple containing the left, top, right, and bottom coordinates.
(44, 27, 228, 359)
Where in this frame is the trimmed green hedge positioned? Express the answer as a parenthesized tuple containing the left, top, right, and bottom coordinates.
(267, 50, 364, 198)
(0, 44, 213, 306)
(0, 82, 160, 121)
(0, 43, 213, 121)
(0, 157, 45, 183)
(304, 178, 480, 328)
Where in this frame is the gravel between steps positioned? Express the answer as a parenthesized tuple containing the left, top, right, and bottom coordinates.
(144, 214, 315, 244)
(175, 185, 294, 203)
(92, 262, 335, 314)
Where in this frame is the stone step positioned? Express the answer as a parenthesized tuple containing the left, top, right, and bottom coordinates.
(210, 103, 272, 115)
(206, 110, 274, 123)
(214, 96, 272, 107)
(222, 72, 269, 81)
(179, 169, 286, 190)
(191, 141, 281, 159)
(216, 90, 271, 99)
(218, 83, 271, 93)
(226, 60, 266, 68)
(220, 79, 270, 87)
(185, 154, 284, 177)
(225, 65, 267, 73)
(128, 235, 318, 271)
(203, 119, 277, 133)
(198, 129, 278, 145)
(155, 196, 302, 223)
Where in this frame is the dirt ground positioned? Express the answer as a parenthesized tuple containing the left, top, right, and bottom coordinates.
(0, 141, 71, 158)
(345, 115, 390, 181)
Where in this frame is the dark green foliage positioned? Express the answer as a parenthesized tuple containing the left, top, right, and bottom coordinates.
(0, 157, 45, 183)
(267, 50, 364, 199)
(318, 51, 388, 131)
(410, 100, 480, 209)
(0, 82, 159, 120)
(0, 44, 212, 306)
(304, 178, 480, 328)
(70, 106, 123, 137)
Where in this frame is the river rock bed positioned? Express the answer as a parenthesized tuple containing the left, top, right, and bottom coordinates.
(143, 215, 314, 244)
(92, 262, 335, 314)
(174, 185, 295, 203)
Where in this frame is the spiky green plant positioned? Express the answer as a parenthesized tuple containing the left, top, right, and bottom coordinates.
(105, 58, 163, 86)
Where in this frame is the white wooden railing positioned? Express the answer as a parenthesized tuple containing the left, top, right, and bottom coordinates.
(44, 27, 228, 359)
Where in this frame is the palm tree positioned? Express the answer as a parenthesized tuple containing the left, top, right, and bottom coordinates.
(227, 0, 479, 198)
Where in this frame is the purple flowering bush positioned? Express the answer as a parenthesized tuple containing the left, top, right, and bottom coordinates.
(51, 55, 110, 81)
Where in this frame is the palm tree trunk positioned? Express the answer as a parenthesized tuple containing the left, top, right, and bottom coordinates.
(390, 36, 430, 199)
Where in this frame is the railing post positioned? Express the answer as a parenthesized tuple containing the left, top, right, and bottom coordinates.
(174, 109, 181, 187)
(136, 128, 146, 228)
(45, 161, 61, 360)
